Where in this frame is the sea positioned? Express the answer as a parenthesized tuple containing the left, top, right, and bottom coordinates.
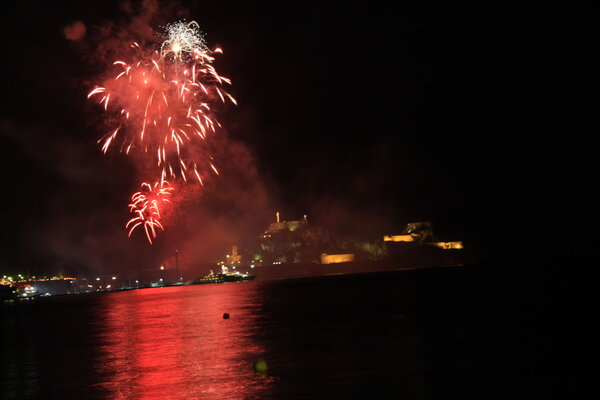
(0, 262, 589, 399)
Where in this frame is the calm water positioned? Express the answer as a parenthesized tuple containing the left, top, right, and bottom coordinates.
(1, 265, 581, 399)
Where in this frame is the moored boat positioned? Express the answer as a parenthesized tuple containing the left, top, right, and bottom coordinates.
(192, 266, 256, 285)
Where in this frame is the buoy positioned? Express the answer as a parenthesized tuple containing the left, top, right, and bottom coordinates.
(223, 313, 230, 319)
(254, 358, 268, 373)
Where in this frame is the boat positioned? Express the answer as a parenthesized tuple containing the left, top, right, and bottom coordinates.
(15, 284, 40, 298)
(192, 266, 256, 285)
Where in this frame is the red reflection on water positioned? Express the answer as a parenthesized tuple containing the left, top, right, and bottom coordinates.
(95, 284, 271, 399)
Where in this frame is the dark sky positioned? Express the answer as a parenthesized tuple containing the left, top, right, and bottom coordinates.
(0, 1, 595, 275)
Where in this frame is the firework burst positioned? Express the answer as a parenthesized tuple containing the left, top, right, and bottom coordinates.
(160, 21, 208, 62)
(89, 21, 235, 243)
(88, 35, 235, 184)
(126, 180, 175, 244)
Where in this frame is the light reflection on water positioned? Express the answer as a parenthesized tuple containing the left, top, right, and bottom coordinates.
(93, 284, 272, 399)
(3, 267, 556, 399)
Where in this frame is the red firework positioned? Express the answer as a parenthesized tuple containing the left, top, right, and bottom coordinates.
(126, 181, 175, 244)
(89, 21, 235, 243)
(88, 40, 234, 183)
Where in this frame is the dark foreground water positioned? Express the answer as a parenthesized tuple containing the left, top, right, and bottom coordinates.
(1, 263, 588, 399)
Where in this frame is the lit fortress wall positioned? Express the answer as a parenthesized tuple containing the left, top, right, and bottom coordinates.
(320, 253, 356, 264)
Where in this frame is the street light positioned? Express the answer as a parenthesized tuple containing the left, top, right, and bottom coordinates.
(175, 249, 179, 282)
(159, 265, 166, 285)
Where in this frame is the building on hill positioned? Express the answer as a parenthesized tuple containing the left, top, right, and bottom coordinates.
(384, 221, 463, 249)
(262, 212, 308, 237)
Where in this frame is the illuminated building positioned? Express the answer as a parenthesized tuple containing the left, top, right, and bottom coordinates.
(430, 241, 464, 250)
(262, 211, 308, 237)
(384, 222, 466, 268)
(384, 222, 463, 249)
(383, 234, 413, 242)
(320, 253, 356, 264)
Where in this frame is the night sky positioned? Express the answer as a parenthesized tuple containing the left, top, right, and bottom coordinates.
(0, 1, 595, 276)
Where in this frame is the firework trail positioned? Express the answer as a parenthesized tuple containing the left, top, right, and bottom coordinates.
(89, 21, 235, 243)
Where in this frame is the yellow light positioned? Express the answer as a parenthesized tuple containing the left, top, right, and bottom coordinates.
(172, 43, 181, 53)
(383, 235, 413, 242)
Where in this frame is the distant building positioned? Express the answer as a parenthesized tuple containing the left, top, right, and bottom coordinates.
(430, 241, 464, 250)
(383, 234, 413, 242)
(403, 221, 434, 242)
(228, 245, 242, 264)
(263, 212, 308, 237)
(385, 221, 463, 250)
(320, 253, 355, 264)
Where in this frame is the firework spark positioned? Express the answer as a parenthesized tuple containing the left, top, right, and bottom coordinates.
(88, 33, 235, 183)
(160, 21, 208, 62)
(89, 21, 235, 243)
(126, 181, 175, 244)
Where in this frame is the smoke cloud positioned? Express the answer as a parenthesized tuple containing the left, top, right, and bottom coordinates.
(63, 21, 87, 41)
